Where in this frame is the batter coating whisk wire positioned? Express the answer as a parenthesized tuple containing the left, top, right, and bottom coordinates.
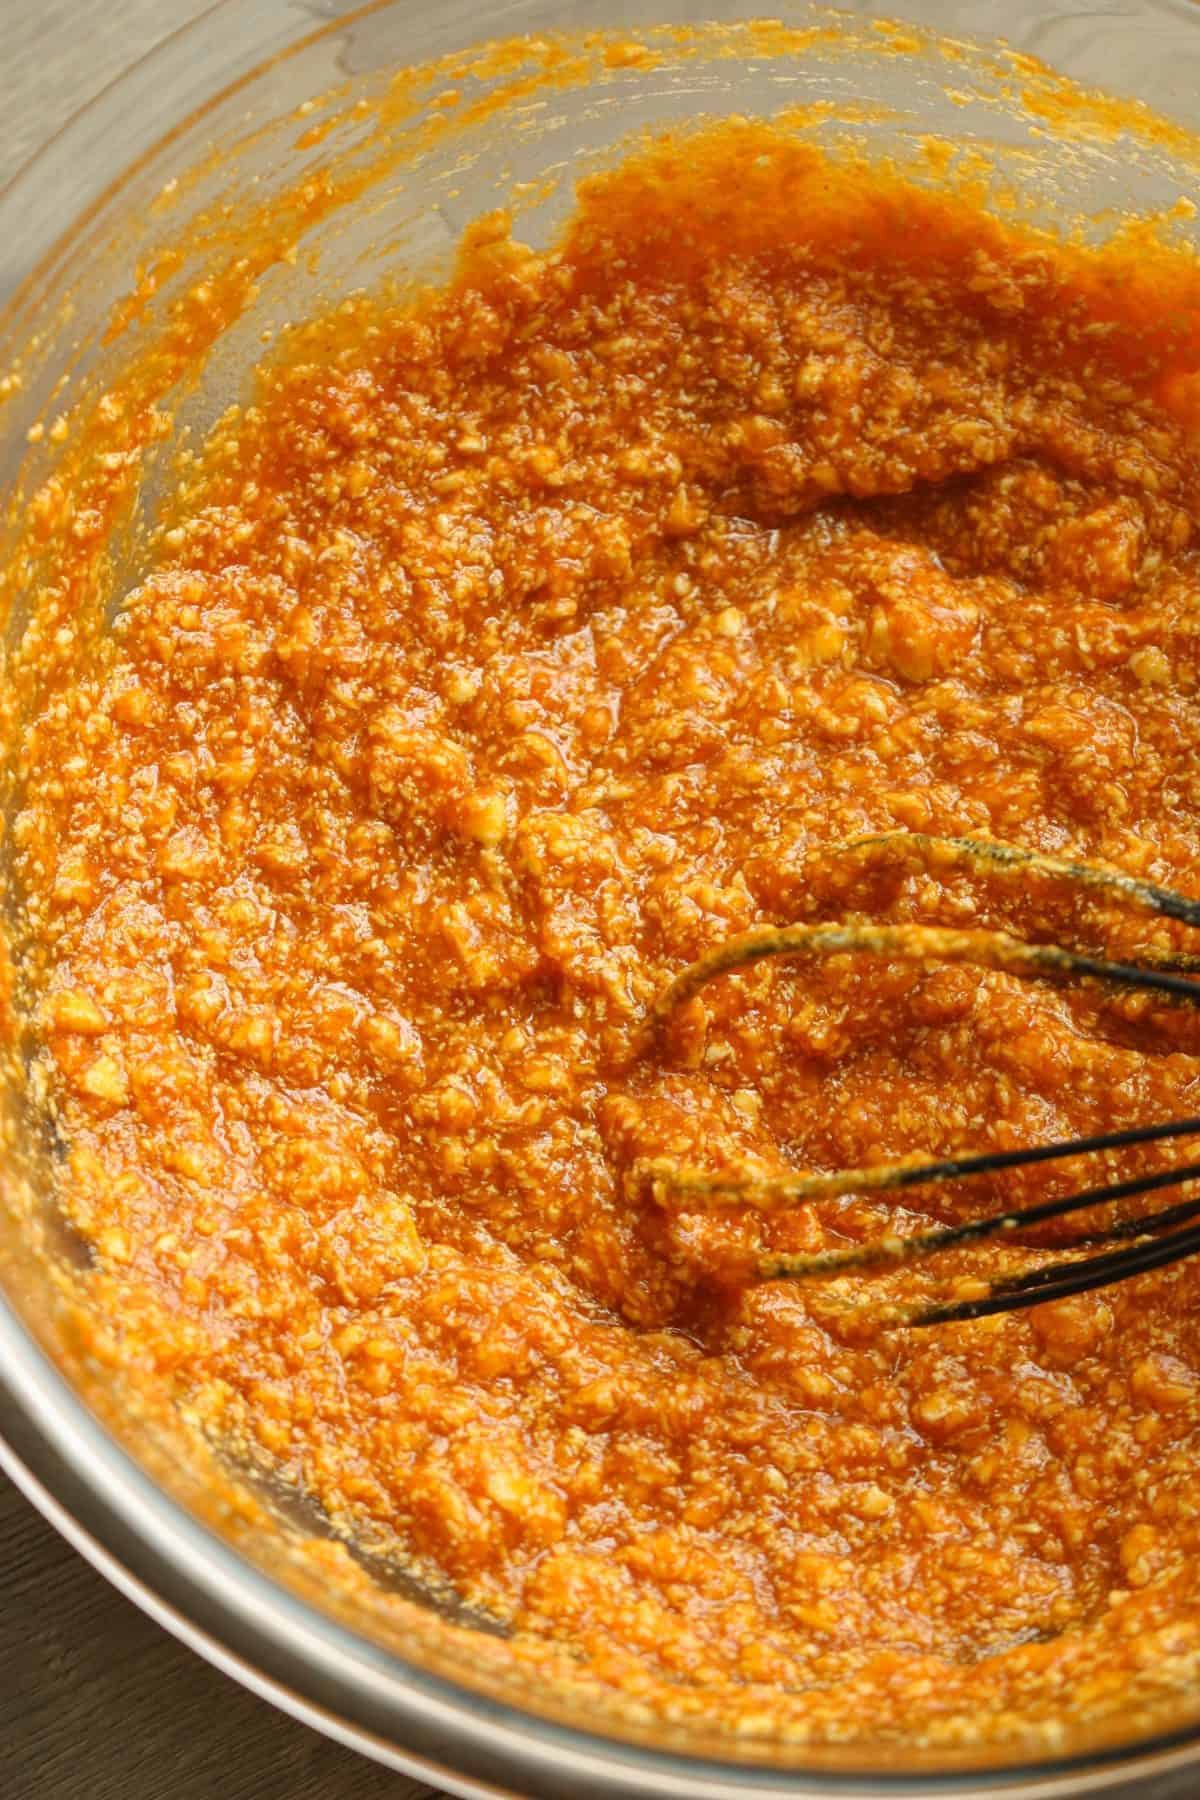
(649, 833, 1200, 1326)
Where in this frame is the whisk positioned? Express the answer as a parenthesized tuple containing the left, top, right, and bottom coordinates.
(647, 832, 1200, 1327)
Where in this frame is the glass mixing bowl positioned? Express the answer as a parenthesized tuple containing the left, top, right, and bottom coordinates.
(2, 3, 1200, 1795)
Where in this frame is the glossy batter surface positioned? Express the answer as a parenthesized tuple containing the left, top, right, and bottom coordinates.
(16, 127, 1200, 1744)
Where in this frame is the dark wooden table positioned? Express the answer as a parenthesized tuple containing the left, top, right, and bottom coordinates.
(0, 1476, 438, 1800)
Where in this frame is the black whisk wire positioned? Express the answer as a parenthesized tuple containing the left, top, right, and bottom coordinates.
(917, 1218, 1200, 1326)
(648, 832, 1200, 1327)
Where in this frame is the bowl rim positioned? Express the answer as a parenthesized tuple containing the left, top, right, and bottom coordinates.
(6, 1266, 1200, 1800)
(3, 3, 1200, 1794)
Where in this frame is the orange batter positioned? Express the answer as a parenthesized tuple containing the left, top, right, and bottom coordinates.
(13, 124, 1200, 1746)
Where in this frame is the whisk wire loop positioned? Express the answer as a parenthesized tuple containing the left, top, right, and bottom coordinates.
(649, 833, 1200, 1325)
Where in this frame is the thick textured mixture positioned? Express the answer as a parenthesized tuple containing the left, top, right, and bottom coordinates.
(15, 126, 1200, 1744)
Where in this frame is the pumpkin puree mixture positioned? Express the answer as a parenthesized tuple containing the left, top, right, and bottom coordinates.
(14, 123, 1200, 1745)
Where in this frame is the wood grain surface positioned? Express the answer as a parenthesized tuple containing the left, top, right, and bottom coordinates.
(0, 7, 1198, 1800)
(0, 1479, 437, 1800)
